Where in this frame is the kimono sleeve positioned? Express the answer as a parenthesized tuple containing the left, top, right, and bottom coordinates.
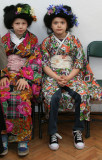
(19, 40, 42, 86)
(41, 38, 51, 68)
(73, 37, 85, 70)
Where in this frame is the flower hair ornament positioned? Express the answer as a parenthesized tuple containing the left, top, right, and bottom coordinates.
(47, 4, 78, 26)
(16, 4, 37, 21)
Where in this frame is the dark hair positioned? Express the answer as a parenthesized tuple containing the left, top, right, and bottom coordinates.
(3, 3, 34, 29)
(44, 5, 75, 33)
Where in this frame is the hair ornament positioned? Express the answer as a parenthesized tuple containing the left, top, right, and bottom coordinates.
(16, 4, 37, 21)
(47, 4, 78, 26)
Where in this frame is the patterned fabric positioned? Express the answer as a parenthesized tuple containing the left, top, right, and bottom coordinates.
(51, 55, 72, 69)
(0, 30, 42, 142)
(7, 54, 26, 73)
(41, 33, 102, 121)
(0, 37, 7, 70)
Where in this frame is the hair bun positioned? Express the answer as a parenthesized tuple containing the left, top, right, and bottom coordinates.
(3, 3, 35, 29)
(4, 5, 15, 13)
(63, 5, 71, 12)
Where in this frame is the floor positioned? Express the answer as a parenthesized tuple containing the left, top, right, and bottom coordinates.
(0, 114, 102, 160)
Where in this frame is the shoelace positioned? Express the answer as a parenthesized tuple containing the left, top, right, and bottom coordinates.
(74, 131, 82, 141)
(55, 133, 62, 139)
(51, 133, 62, 143)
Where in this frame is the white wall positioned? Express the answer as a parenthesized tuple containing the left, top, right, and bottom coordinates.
(0, 0, 102, 79)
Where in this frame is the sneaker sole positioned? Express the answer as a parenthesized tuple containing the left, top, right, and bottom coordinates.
(18, 148, 29, 156)
(49, 144, 59, 151)
(74, 142, 85, 150)
(0, 148, 8, 156)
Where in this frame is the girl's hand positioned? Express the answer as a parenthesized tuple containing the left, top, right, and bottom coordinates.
(55, 75, 66, 87)
(0, 77, 10, 87)
(16, 78, 29, 90)
(61, 75, 69, 84)
(57, 75, 69, 87)
(55, 75, 62, 82)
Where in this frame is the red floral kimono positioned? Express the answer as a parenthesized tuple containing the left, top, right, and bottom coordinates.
(0, 30, 42, 142)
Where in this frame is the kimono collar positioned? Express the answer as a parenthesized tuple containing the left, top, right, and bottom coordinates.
(9, 30, 25, 47)
(53, 32, 69, 44)
(53, 32, 69, 55)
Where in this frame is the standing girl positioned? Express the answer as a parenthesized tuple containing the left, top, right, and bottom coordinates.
(0, 3, 42, 156)
(41, 5, 102, 151)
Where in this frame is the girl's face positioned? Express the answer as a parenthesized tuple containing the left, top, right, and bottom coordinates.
(51, 17, 68, 39)
(12, 18, 28, 38)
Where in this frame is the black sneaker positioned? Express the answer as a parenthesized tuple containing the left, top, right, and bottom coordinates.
(73, 130, 85, 149)
(49, 133, 59, 150)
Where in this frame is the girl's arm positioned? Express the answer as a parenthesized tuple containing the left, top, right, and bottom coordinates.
(65, 68, 80, 81)
(17, 33, 42, 86)
(59, 69, 80, 87)
(43, 66, 64, 87)
(41, 38, 58, 80)
(61, 36, 85, 86)
(43, 66, 61, 81)
(17, 45, 42, 94)
(0, 77, 10, 87)
(41, 38, 63, 84)
(19, 45, 42, 86)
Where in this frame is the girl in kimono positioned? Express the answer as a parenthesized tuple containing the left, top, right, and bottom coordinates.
(41, 5, 102, 151)
(0, 3, 42, 156)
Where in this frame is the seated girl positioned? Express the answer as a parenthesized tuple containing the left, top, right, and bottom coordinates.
(0, 3, 42, 156)
(41, 4, 102, 151)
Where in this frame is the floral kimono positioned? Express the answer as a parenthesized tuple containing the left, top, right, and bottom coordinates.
(41, 32, 102, 121)
(0, 30, 42, 142)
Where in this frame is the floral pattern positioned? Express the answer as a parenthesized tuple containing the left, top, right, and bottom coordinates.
(6, 120, 14, 133)
(20, 66, 34, 80)
(16, 101, 31, 116)
(0, 30, 42, 142)
(0, 91, 11, 102)
(41, 33, 102, 121)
